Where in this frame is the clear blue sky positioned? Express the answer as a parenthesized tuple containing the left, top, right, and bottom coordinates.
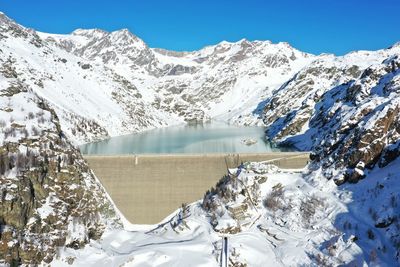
(1, 0, 399, 55)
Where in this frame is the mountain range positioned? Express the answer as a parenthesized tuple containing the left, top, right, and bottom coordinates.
(0, 12, 399, 266)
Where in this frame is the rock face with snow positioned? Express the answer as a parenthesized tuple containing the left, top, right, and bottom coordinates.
(253, 46, 400, 265)
(201, 163, 353, 266)
(0, 62, 121, 264)
(309, 55, 400, 184)
(200, 160, 400, 266)
(261, 45, 400, 184)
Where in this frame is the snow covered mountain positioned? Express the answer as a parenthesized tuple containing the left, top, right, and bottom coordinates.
(0, 13, 180, 145)
(0, 12, 315, 145)
(257, 44, 400, 265)
(0, 72, 122, 264)
(1, 11, 400, 266)
(42, 27, 314, 123)
(261, 44, 400, 183)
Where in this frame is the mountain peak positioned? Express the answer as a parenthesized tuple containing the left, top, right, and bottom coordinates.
(109, 28, 146, 48)
(117, 28, 130, 34)
(388, 41, 400, 49)
(276, 41, 296, 51)
(0, 11, 9, 19)
(0, 12, 17, 27)
(110, 28, 138, 39)
(72, 28, 108, 38)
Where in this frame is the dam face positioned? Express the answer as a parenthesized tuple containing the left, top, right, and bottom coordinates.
(84, 152, 309, 224)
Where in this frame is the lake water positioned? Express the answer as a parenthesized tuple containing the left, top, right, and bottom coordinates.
(80, 122, 292, 155)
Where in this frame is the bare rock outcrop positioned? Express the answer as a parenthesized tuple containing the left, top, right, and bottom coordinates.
(0, 80, 121, 265)
(262, 52, 400, 185)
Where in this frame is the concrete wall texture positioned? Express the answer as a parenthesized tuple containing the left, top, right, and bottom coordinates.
(84, 152, 309, 224)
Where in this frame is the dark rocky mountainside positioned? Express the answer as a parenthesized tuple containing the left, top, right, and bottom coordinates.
(0, 72, 121, 264)
(256, 50, 400, 265)
(309, 56, 400, 185)
(262, 47, 400, 185)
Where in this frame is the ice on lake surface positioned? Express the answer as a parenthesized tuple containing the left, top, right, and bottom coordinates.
(80, 121, 294, 154)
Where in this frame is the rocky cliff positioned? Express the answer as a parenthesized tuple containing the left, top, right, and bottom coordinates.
(0, 70, 121, 264)
(261, 45, 400, 184)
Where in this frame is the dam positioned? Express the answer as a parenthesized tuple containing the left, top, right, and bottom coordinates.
(84, 152, 309, 224)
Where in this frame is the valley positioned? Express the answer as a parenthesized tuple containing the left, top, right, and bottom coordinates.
(0, 11, 399, 266)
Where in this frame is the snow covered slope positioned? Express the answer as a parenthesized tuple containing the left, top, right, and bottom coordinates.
(43, 26, 317, 128)
(0, 12, 318, 145)
(0, 70, 122, 264)
(256, 45, 400, 264)
(262, 46, 400, 147)
(260, 45, 400, 183)
(53, 161, 400, 266)
(0, 13, 183, 145)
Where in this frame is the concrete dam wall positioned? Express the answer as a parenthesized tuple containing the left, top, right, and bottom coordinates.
(84, 152, 309, 224)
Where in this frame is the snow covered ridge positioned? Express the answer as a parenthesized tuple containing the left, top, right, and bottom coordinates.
(0, 72, 122, 264)
(2, 11, 399, 147)
(0, 12, 316, 145)
(0, 13, 183, 145)
(262, 48, 400, 183)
